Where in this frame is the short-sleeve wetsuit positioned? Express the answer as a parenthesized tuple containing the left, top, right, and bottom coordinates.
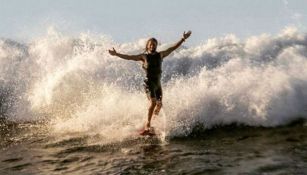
(142, 51, 163, 101)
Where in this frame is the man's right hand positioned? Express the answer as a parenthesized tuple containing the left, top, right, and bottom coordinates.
(108, 48, 117, 56)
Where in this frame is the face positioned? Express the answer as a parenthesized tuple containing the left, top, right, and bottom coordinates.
(147, 40, 157, 53)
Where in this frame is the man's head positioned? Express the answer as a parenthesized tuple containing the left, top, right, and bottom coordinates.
(146, 38, 158, 53)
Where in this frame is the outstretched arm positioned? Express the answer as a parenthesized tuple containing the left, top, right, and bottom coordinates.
(108, 48, 144, 62)
(160, 31, 192, 59)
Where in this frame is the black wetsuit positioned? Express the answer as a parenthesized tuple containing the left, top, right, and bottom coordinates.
(142, 52, 163, 100)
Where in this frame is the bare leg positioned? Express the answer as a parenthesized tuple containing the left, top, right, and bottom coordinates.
(154, 87, 162, 116)
(145, 98, 156, 130)
(154, 100, 162, 115)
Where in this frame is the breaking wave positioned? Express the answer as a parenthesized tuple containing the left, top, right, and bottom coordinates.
(1, 27, 307, 139)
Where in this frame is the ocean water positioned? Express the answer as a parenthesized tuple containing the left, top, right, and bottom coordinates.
(1, 27, 307, 174)
(1, 120, 307, 174)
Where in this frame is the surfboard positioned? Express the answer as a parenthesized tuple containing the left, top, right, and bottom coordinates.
(138, 127, 157, 136)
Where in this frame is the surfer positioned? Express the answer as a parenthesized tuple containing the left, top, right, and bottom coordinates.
(108, 31, 192, 133)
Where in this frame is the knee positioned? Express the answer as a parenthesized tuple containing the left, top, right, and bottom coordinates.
(150, 99, 157, 106)
(156, 101, 162, 107)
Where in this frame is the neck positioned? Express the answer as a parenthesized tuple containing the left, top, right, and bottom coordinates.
(147, 50, 156, 54)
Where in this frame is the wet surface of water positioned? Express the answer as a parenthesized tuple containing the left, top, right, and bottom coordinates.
(1, 120, 307, 174)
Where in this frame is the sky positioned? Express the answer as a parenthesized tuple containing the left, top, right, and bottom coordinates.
(0, 0, 307, 45)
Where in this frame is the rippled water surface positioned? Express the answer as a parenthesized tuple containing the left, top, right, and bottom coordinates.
(1, 120, 307, 175)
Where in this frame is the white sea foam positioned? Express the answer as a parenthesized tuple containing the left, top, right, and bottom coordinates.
(0, 27, 307, 139)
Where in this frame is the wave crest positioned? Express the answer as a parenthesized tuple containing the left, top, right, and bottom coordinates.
(1, 27, 307, 138)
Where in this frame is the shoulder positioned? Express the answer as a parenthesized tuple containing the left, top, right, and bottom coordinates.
(157, 51, 164, 59)
(139, 53, 147, 62)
